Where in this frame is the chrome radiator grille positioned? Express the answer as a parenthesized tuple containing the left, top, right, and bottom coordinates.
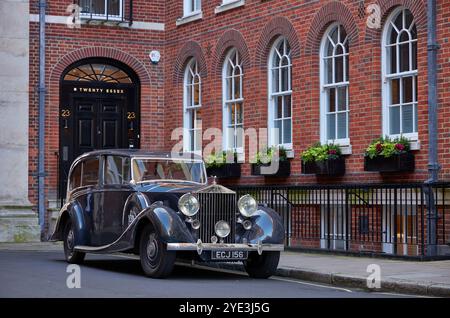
(196, 192, 237, 243)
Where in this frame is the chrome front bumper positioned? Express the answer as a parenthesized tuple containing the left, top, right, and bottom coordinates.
(166, 240, 284, 255)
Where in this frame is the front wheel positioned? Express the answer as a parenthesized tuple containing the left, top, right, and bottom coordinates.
(139, 225, 176, 278)
(244, 251, 280, 279)
(63, 220, 85, 264)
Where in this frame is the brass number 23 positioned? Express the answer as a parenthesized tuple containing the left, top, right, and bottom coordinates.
(61, 109, 71, 118)
(127, 112, 136, 120)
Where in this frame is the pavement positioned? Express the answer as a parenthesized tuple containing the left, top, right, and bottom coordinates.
(0, 243, 449, 297)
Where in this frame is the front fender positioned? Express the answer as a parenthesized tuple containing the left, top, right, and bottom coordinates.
(239, 206, 285, 245)
(49, 201, 90, 246)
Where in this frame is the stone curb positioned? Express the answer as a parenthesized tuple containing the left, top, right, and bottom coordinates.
(205, 262, 450, 298)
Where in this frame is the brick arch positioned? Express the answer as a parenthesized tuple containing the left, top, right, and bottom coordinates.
(211, 29, 251, 77)
(304, 1, 359, 55)
(172, 41, 208, 84)
(254, 16, 301, 69)
(365, 0, 427, 42)
(49, 46, 150, 86)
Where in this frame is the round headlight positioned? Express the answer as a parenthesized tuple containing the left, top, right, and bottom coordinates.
(215, 220, 231, 238)
(238, 194, 258, 217)
(178, 193, 199, 217)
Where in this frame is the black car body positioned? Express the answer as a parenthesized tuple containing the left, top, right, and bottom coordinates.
(51, 150, 284, 278)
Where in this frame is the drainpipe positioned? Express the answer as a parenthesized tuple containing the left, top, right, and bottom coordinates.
(38, 0, 47, 235)
(425, 0, 440, 257)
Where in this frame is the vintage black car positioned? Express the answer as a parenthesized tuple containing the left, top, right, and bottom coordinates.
(51, 150, 284, 278)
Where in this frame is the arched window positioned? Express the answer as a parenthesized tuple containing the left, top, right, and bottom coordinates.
(183, 59, 202, 152)
(268, 37, 292, 149)
(382, 7, 418, 139)
(63, 62, 132, 83)
(223, 49, 244, 152)
(320, 23, 350, 145)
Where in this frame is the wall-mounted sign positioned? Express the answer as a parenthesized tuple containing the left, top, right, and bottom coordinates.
(73, 87, 125, 94)
(149, 50, 161, 64)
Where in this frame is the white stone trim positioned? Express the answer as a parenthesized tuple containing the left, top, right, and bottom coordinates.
(215, 0, 245, 14)
(29, 14, 165, 31)
(176, 11, 203, 26)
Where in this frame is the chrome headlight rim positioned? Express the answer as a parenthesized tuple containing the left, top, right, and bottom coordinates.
(238, 194, 258, 218)
(178, 193, 200, 217)
(214, 220, 231, 238)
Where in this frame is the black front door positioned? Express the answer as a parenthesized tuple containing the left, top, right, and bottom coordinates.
(74, 97, 124, 158)
(59, 59, 140, 204)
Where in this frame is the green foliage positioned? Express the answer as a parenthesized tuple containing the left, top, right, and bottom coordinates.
(255, 146, 287, 165)
(300, 143, 342, 163)
(365, 136, 411, 159)
(205, 150, 238, 169)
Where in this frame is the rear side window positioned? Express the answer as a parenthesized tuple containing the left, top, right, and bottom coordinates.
(69, 163, 82, 191)
(81, 158, 99, 186)
(104, 156, 131, 185)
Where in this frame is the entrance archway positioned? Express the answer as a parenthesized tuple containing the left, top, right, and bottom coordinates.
(59, 58, 140, 200)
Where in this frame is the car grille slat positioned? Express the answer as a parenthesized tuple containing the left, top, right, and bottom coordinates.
(197, 193, 236, 243)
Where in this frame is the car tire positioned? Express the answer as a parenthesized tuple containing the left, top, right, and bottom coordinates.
(244, 251, 280, 279)
(63, 220, 86, 264)
(139, 225, 176, 278)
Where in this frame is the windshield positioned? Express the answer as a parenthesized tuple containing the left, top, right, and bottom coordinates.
(132, 158, 206, 184)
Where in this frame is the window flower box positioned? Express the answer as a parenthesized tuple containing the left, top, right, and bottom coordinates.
(364, 153, 415, 172)
(364, 137, 415, 172)
(206, 163, 241, 178)
(251, 160, 291, 177)
(301, 143, 345, 176)
(251, 146, 290, 177)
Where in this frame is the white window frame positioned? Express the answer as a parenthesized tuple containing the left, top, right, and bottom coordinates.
(80, 0, 123, 21)
(183, 0, 202, 17)
(183, 59, 202, 154)
(268, 37, 293, 150)
(319, 23, 350, 147)
(382, 7, 419, 142)
(222, 48, 244, 153)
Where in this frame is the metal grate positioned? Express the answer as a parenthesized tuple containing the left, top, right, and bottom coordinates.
(196, 193, 237, 243)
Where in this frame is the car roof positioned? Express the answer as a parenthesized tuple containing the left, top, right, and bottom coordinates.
(75, 149, 204, 161)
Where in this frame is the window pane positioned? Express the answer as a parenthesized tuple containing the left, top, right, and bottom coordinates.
(281, 66, 290, 91)
(230, 104, 235, 124)
(69, 163, 82, 190)
(274, 120, 282, 144)
(330, 27, 338, 44)
(82, 159, 99, 186)
(414, 104, 418, 132)
(338, 87, 347, 111)
(276, 96, 283, 119)
(335, 56, 344, 82)
(236, 103, 243, 124)
(234, 75, 241, 99)
(326, 58, 333, 84)
(283, 119, 292, 144)
(405, 10, 414, 29)
(403, 76, 413, 103)
(193, 82, 200, 106)
(412, 42, 417, 70)
(236, 126, 243, 148)
(108, 0, 120, 16)
(195, 129, 202, 151)
(389, 46, 397, 74)
(328, 88, 336, 112)
(284, 95, 291, 118)
(327, 113, 336, 140)
(399, 42, 410, 72)
(390, 106, 401, 135)
(337, 112, 347, 139)
(390, 79, 400, 105)
(272, 69, 279, 93)
(402, 104, 414, 133)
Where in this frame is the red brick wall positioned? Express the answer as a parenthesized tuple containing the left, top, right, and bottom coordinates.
(164, 0, 450, 186)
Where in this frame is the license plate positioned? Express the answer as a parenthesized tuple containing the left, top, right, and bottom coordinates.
(211, 250, 248, 260)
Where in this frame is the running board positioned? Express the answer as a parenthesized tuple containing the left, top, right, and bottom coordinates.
(74, 245, 130, 254)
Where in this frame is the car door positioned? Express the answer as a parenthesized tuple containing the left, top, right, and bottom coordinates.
(99, 155, 134, 245)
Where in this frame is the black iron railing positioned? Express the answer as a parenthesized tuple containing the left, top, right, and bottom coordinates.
(232, 183, 450, 259)
(76, 0, 133, 25)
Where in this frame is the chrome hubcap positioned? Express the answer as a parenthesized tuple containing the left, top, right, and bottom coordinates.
(147, 236, 158, 261)
(67, 229, 74, 250)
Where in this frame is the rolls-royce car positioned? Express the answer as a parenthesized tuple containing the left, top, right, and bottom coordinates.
(51, 150, 285, 278)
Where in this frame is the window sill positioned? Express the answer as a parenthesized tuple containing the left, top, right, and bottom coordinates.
(215, 0, 245, 14)
(286, 150, 295, 159)
(176, 11, 203, 26)
(339, 145, 352, 155)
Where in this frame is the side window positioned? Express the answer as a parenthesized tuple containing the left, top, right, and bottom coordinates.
(69, 163, 82, 191)
(104, 156, 131, 185)
(81, 158, 99, 187)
